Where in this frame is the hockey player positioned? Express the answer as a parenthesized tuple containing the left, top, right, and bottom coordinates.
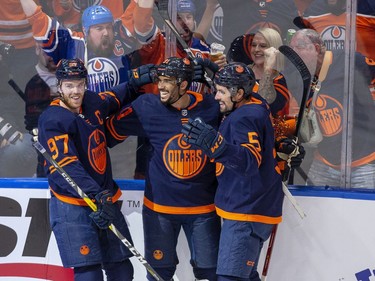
(125, 0, 226, 179)
(181, 62, 284, 281)
(37, 58, 145, 280)
(106, 57, 222, 281)
(19, 0, 155, 92)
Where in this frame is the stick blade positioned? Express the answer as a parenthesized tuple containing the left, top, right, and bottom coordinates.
(279, 45, 311, 81)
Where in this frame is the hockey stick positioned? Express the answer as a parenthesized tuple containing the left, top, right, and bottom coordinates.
(8, 79, 27, 102)
(261, 45, 311, 281)
(32, 141, 165, 281)
(279, 45, 312, 137)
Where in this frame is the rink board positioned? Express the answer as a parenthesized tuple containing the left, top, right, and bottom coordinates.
(0, 178, 374, 281)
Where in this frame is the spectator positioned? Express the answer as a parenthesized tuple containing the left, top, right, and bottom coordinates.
(0, 0, 39, 90)
(24, 42, 58, 177)
(37, 58, 141, 280)
(127, 0, 226, 95)
(301, 0, 375, 59)
(106, 57, 221, 281)
(19, 0, 153, 92)
(288, 29, 375, 188)
(248, 28, 290, 118)
(181, 62, 283, 281)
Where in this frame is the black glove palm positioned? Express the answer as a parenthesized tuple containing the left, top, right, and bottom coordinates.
(181, 118, 226, 159)
(128, 64, 157, 90)
(89, 190, 117, 229)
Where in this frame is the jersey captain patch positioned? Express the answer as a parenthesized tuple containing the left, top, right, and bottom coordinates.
(88, 129, 107, 174)
(87, 57, 120, 92)
(163, 134, 208, 179)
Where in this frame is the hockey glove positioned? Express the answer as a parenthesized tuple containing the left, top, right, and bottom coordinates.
(276, 137, 305, 181)
(291, 143, 305, 169)
(128, 64, 157, 90)
(89, 190, 117, 229)
(181, 117, 226, 159)
(193, 58, 219, 83)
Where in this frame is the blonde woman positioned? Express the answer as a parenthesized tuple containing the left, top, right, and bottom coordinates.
(250, 27, 290, 118)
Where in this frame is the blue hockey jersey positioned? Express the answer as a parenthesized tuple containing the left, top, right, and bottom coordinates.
(214, 94, 283, 224)
(106, 91, 221, 214)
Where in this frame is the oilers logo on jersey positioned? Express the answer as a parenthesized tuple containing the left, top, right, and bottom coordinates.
(163, 134, 208, 179)
(314, 94, 343, 137)
(87, 57, 120, 92)
(321, 26, 345, 51)
(88, 129, 107, 174)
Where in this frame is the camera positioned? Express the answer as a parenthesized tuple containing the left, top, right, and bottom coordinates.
(0, 41, 15, 57)
(0, 116, 22, 145)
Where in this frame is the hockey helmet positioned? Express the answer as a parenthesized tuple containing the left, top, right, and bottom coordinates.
(82, 5, 114, 35)
(56, 59, 88, 81)
(156, 57, 194, 86)
(177, 0, 196, 15)
(214, 62, 256, 97)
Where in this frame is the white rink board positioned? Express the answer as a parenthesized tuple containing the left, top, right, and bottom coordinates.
(1, 179, 375, 281)
(265, 192, 375, 281)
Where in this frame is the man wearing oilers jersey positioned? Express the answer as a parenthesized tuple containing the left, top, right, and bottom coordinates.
(288, 29, 375, 188)
(126, 0, 226, 95)
(37, 58, 144, 280)
(182, 62, 283, 281)
(106, 57, 221, 281)
(19, 0, 156, 92)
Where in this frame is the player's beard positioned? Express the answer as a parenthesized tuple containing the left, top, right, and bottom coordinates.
(60, 91, 84, 113)
(87, 36, 115, 57)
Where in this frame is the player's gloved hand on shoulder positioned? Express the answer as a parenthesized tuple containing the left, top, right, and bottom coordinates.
(128, 64, 157, 90)
(193, 58, 220, 82)
(89, 189, 117, 229)
(181, 117, 226, 159)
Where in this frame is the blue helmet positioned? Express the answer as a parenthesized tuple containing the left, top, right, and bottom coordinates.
(81, 5, 114, 35)
(177, 0, 196, 14)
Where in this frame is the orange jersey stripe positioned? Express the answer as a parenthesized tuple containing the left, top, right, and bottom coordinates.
(216, 206, 282, 224)
(50, 187, 122, 206)
(144, 197, 216, 215)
